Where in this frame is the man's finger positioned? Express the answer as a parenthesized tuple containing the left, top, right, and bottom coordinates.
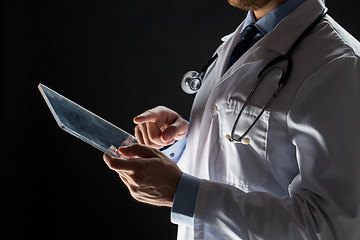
(103, 153, 137, 171)
(138, 123, 151, 146)
(146, 122, 169, 146)
(133, 110, 159, 124)
(118, 144, 160, 158)
(161, 119, 188, 142)
(135, 124, 165, 148)
(134, 125, 145, 145)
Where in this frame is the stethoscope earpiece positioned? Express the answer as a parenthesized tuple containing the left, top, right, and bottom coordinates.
(225, 134, 251, 145)
(181, 71, 203, 94)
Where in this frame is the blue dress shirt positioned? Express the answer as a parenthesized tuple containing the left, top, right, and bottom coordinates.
(162, 136, 187, 164)
(166, 0, 305, 227)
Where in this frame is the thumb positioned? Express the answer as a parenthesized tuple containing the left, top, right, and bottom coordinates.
(118, 144, 159, 158)
(161, 119, 188, 142)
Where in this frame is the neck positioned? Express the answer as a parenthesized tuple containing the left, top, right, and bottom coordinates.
(253, 0, 287, 20)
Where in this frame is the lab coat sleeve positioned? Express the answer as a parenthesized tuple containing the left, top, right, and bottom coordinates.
(191, 56, 360, 240)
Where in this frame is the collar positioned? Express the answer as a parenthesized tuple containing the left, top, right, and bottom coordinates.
(263, 0, 327, 55)
(217, 0, 327, 79)
(243, 0, 305, 36)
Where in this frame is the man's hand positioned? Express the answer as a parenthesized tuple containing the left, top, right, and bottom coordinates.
(103, 144, 183, 207)
(133, 106, 188, 149)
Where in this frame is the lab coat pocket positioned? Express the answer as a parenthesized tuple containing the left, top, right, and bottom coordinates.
(215, 97, 270, 189)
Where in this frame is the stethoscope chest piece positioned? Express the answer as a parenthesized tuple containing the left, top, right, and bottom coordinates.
(180, 9, 327, 144)
(181, 71, 203, 94)
(181, 54, 218, 95)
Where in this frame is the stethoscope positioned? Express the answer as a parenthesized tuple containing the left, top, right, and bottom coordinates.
(181, 9, 327, 144)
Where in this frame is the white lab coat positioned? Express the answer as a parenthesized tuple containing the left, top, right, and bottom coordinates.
(172, 0, 360, 239)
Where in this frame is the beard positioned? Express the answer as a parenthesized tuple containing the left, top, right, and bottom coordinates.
(227, 0, 272, 11)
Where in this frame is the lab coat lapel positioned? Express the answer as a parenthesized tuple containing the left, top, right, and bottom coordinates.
(215, 22, 267, 82)
(263, 0, 326, 55)
(213, 0, 326, 88)
(214, 22, 246, 80)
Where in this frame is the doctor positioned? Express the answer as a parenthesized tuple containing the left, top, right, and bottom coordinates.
(103, 0, 360, 239)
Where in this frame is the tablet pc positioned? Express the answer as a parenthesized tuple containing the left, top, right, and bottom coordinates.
(38, 84, 137, 158)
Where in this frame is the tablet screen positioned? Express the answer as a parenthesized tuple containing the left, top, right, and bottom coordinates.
(38, 84, 137, 158)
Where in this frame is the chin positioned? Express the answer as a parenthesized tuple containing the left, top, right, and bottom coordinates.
(227, 0, 270, 11)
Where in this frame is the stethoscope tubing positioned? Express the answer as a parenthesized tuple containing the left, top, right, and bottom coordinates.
(182, 8, 328, 144)
(230, 9, 327, 143)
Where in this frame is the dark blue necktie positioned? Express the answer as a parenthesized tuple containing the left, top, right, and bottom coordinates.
(226, 24, 263, 70)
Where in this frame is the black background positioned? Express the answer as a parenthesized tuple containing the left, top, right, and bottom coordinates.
(2, 0, 358, 239)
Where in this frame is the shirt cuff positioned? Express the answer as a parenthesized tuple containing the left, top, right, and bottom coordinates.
(171, 173, 201, 227)
(161, 136, 187, 164)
